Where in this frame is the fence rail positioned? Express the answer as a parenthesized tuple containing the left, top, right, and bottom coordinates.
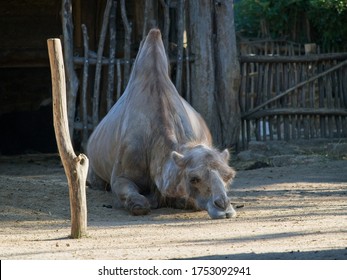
(239, 53, 347, 149)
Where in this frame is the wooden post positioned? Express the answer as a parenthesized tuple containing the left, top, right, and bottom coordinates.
(62, 0, 79, 138)
(107, 0, 117, 112)
(120, 0, 132, 88)
(214, 0, 241, 148)
(47, 38, 89, 239)
(305, 43, 317, 55)
(188, 0, 220, 143)
(92, 0, 113, 128)
(81, 24, 90, 150)
(159, 0, 170, 53)
(175, 0, 184, 95)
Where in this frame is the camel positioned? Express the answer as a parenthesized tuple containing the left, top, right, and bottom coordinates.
(87, 29, 236, 219)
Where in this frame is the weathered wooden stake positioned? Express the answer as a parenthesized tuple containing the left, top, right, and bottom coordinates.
(47, 38, 89, 239)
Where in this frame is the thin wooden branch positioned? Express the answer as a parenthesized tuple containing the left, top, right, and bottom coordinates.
(159, 0, 170, 53)
(120, 0, 132, 88)
(175, 0, 184, 94)
(107, 0, 117, 112)
(142, 0, 150, 40)
(62, 0, 79, 138)
(81, 24, 89, 150)
(47, 38, 89, 239)
(116, 59, 122, 100)
(93, 0, 113, 128)
(185, 46, 191, 103)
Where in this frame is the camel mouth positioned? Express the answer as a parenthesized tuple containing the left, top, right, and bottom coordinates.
(207, 201, 237, 219)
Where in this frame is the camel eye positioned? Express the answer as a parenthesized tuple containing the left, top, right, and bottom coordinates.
(190, 176, 201, 185)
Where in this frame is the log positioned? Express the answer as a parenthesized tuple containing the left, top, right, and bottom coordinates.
(47, 38, 89, 239)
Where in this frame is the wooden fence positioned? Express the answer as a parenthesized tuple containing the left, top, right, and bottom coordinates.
(62, 0, 190, 149)
(238, 38, 306, 56)
(62, 1, 347, 151)
(239, 52, 347, 149)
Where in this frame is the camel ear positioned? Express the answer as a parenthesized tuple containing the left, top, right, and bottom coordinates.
(221, 149, 230, 163)
(171, 151, 185, 167)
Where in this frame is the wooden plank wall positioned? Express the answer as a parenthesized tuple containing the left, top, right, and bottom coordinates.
(239, 52, 347, 149)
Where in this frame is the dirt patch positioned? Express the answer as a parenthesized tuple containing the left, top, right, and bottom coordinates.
(0, 151, 346, 260)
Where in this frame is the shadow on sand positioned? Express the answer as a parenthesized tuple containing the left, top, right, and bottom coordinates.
(181, 248, 347, 260)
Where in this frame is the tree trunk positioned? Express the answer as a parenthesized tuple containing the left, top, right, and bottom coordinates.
(188, 0, 221, 144)
(188, 0, 240, 148)
(47, 38, 89, 239)
(214, 0, 241, 148)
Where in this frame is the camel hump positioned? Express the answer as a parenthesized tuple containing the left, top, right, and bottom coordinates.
(147, 28, 161, 40)
(130, 28, 169, 81)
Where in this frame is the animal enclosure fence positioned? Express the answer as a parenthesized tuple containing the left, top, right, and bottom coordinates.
(61, 0, 347, 151)
(62, 0, 191, 149)
(239, 38, 306, 56)
(239, 52, 347, 149)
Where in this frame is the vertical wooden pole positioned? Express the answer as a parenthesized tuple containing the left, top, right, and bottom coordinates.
(81, 24, 89, 150)
(116, 60, 122, 100)
(120, 0, 132, 88)
(175, 0, 184, 95)
(214, 0, 241, 148)
(93, 0, 113, 128)
(188, 0, 219, 143)
(159, 0, 170, 53)
(107, 0, 117, 112)
(62, 0, 79, 139)
(142, 0, 150, 40)
(47, 38, 89, 239)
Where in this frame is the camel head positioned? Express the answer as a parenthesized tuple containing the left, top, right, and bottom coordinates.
(172, 144, 236, 219)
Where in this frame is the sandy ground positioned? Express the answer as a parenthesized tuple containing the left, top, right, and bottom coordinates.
(0, 153, 346, 260)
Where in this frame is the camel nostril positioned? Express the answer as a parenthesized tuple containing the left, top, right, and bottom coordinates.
(213, 197, 228, 210)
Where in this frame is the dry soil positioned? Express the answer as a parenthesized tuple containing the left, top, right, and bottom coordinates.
(0, 153, 346, 260)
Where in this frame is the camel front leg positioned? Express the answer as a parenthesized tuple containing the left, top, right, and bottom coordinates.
(110, 175, 151, 216)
